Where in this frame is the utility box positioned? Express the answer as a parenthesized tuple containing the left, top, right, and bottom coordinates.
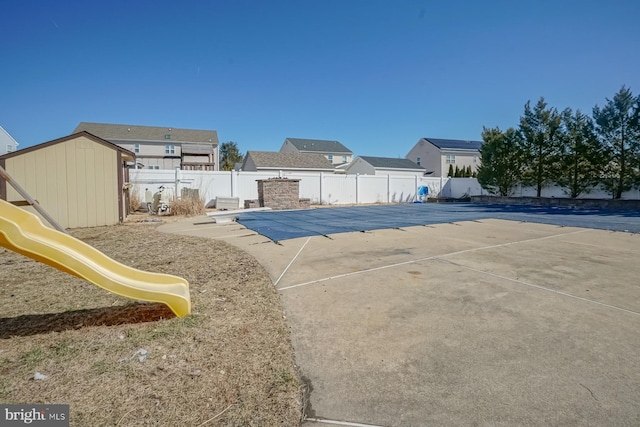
(215, 197, 240, 210)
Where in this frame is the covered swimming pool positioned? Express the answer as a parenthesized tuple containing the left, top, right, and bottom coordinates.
(236, 203, 640, 242)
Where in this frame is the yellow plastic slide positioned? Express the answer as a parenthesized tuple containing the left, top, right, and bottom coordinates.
(0, 199, 190, 317)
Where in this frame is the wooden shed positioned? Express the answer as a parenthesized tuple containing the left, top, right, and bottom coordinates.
(0, 131, 135, 228)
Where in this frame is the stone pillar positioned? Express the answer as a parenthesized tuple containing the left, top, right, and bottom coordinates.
(256, 178, 302, 210)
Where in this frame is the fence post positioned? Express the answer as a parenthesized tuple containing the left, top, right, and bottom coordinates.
(356, 174, 359, 204)
(387, 174, 391, 203)
(319, 172, 323, 204)
(175, 167, 180, 199)
(230, 170, 236, 197)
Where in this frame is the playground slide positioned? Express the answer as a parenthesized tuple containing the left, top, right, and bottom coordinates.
(0, 199, 190, 317)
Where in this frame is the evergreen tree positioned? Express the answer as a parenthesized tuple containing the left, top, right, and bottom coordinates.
(447, 164, 454, 177)
(220, 141, 244, 171)
(465, 165, 472, 177)
(557, 109, 604, 198)
(592, 86, 640, 199)
(454, 165, 461, 177)
(477, 127, 524, 196)
(519, 98, 563, 197)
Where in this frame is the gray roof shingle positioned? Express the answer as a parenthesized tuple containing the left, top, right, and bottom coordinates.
(285, 138, 352, 154)
(245, 151, 335, 170)
(359, 156, 424, 170)
(73, 122, 219, 145)
(424, 138, 482, 151)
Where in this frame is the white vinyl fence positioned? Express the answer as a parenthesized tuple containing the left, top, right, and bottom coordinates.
(128, 170, 639, 207)
(129, 170, 457, 207)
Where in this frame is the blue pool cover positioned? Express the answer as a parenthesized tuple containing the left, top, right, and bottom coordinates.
(237, 203, 640, 242)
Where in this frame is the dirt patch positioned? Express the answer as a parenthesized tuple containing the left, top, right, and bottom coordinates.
(0, 219, 304, 426)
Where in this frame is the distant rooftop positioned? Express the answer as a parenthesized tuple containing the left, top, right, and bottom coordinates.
(285, 137, 352, 154)
(424, 138, 483, 151)
(359, 156, 424, 170)
(245, 151, 335, 170)
(74, 122, 219, 144)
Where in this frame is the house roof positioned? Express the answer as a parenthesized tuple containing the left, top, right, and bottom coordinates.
(0, 131, 135, 162)
(285, 138, 352, 154)
(424, 138, 483, 151)
(358, 156, 424, 170)
(73, 122, 219, 145)
(244, 151, 335, 170)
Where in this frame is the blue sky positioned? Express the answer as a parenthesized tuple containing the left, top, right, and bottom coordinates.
(2, 0, 639, 157)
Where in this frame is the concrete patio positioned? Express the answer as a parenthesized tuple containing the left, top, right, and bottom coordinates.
(159, 212, 640, 426)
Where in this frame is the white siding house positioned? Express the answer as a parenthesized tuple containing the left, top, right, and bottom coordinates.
(406, 137, 482, 177)
(0, 126, 19, 155)
(346, 156, 425, 177)
(73, 122, 219, 171)
(280, 138, 353, 165)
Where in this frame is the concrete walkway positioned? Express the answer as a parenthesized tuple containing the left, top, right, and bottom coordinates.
(159, 217, 640, 426)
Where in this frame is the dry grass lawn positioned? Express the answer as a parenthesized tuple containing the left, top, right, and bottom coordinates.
(0, 217, 304, 426)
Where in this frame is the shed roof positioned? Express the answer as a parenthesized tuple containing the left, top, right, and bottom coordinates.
(358, 156, 424, 170)
(74, 122, 219, 144)
(285, 138, 352, 154)
(0, 131, 135, 162)
(245, 151, 335, 170)
(424, 138, 483, 151)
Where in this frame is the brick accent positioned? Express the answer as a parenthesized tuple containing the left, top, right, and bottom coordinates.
(470, 195, 640, 210)
(256, 178, 307, 210)
(244, 199, 260, 209)
(299, 198, 311, 209)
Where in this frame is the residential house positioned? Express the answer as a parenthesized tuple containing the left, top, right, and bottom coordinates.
(0, 132, 135, 228)
(73, 122, 219, 170)
(242, 151, 335, 174)
(280, 137, 353, 165)
(345, 156, 425, 177)
(406, 137, 482, 177)
(0, 126, 19, 155)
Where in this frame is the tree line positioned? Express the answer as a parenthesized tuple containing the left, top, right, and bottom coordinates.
(477, 86, 640, 199)
(447, 164, 477, 178)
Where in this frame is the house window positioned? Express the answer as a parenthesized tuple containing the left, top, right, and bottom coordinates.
(6, 145, 12, 153)
(445, 154, 456, 164)
(327, 154, 333, 162)
(342, 155, 347, 163)
(416, 157, 421, 166)
(148, 165, 160, 170)
(165, 144, 175, 154)
(165, 134, 171, 139)
(473, 155, 477, 163)
(133, 143, 140, 153)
